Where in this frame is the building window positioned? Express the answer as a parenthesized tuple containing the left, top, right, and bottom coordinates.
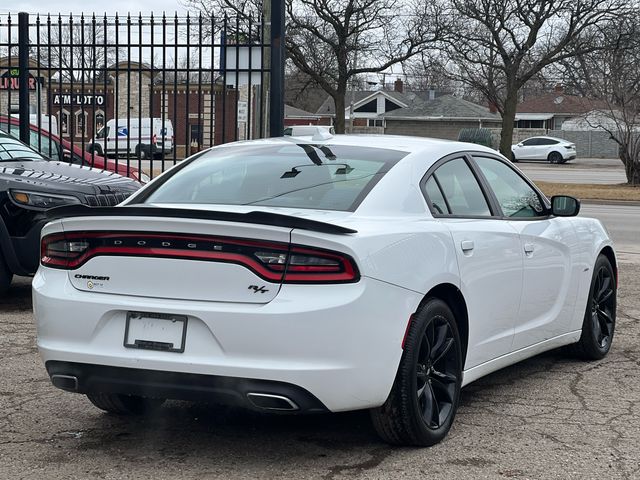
(75, 111, 88, 137)
(59, 110, 70, 136)
(368, 119, 384, 127)
(95, 110, 105, 133)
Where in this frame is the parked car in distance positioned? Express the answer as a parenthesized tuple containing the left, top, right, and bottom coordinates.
(0, 131, 140, 295)
(34, 134, 616, 447)
(511, 136, 577, 163)
(0, 116, 149, 183)
(87, 117, 174, 160)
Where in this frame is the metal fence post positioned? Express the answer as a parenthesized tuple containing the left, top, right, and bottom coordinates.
(269, 0, 284, 137)
(18, 12, 30, 144)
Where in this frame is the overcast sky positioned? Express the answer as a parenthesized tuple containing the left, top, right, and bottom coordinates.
(0, 0, 190, 16)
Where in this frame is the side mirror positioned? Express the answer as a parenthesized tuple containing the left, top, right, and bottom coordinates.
(62, 149, 72, 162)
(551, 195, 580, 217)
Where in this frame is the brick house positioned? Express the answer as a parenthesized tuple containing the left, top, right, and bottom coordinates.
(515, 85, 607, 130)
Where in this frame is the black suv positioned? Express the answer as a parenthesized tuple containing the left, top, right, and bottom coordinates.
(0, 130, 140, 294)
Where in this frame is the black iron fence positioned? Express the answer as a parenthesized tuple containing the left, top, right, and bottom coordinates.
(0, 12, 280, 181)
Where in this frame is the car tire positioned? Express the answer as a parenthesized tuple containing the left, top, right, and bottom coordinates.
(87, 392, 165, 415)
(370, 298, 463, 446)
(135, 144, 150, 160)
(88, 144, 103, 157)
(511, 153, 518, 163)
(0, 251, 13, 296)
(570, 255, 616, 360)
(548, 151, 563, 164)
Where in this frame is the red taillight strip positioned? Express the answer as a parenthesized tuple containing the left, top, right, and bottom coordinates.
(41, 231, 360, 284)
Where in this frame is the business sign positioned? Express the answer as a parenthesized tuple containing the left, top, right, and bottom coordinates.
(52, 93, 106, 106)
(237, 101, 248, 122)
(0, 69, 42, 90)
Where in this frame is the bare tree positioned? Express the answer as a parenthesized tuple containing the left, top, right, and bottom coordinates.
(184, 0, 449, 133)
(42, 17, 123, 82)
(444, 0, 625, 157)
(561, 13, 640, 184)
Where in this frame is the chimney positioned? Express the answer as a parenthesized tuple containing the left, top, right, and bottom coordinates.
(554, 84, 564, 93)
(394, 78, 404, 93)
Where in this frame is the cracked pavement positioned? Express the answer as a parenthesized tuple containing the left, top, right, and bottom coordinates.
(1, 253, 639, 480)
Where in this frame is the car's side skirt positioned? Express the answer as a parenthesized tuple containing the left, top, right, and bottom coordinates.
(461, 330, 582, 387)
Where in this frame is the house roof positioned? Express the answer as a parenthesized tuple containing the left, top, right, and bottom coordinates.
(517, 93, 607, 115)
(383, 94, 501, 121)
(316, 90, 498, 121)
(285, 104, 319, 118)
(316, 90, 408, 115)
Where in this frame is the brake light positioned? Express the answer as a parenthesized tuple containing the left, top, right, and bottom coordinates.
(41, 232, 359, 284)
(152, 134, 157, 145)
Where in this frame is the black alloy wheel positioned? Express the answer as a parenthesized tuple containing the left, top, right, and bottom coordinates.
(548, 151, 563, 164)
(572, 254, 616, 360)
(415, 315, 459, 429)
(371, 298, 462, 446)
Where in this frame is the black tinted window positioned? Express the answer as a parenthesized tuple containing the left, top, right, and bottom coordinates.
(142, 144, 406, 211)
(428, 158, 491, 216)
(521, 138, 538, 146)
(538, 138, 559, 145)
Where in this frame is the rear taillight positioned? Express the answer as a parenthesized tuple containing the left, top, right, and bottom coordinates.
(152, 134, 158, 145)
(41, 232, 359, 284)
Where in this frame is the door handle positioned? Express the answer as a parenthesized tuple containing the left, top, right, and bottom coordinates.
(461, 240, 475, 252)
(524, 243, 535, 254)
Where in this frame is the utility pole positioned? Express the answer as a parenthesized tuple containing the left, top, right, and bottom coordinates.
(18, 12, 30, 144)
(348, 11, 360, 133)
(268, 0, 285, 137)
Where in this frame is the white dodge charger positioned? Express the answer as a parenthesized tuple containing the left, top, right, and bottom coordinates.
(33, 134, 616, 447)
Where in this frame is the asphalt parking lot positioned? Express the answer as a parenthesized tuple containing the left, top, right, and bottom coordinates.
(1, 254, 639, 479)
(1, 157, 638, 479)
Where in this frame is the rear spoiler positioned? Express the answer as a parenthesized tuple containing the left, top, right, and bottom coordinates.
(45, 205, 357, 235)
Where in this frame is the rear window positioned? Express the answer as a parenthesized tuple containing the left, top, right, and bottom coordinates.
(140, 143, 406, 211)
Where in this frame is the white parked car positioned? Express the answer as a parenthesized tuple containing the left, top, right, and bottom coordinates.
(511, 136, 577, 163)
(87, 118, 174, 160)
(34, 134, 616, 447)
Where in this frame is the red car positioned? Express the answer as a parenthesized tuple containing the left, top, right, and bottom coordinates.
(0, 116, 148, 183)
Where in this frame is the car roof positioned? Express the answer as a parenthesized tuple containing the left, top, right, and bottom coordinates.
(215, 134, 499, 161)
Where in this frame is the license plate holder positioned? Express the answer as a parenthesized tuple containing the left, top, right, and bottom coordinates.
(124, 311, 187, 353)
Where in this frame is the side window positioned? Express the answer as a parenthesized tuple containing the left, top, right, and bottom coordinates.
(474, 156, 546, 218)
(426, 158, 491, 217)
(538, 138, 558, 145)
(425, 177, 449, 214)
(521, 138, 538, 146)
(29, 130, 61, 161)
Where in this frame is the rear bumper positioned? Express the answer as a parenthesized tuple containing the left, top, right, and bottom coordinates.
(33, 268, 422, 412)
(46, 361, 328, 413)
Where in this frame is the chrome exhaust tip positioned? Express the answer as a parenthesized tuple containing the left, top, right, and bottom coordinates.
(246, 392, 299, 411)
(51, 374, 79, 392)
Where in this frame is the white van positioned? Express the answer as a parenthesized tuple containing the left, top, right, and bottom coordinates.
(88, 118, 174, 159)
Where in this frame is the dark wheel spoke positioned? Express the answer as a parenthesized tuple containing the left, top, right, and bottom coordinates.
(592, 312, 604, 343)
(597, 275, 611, 299)
(598, 288, 614, 305)
(431, 368, 457, 385)
(430, 376, 454, 405)
(597, 309, 613, 336)
(432, 337, 454, 365)
(426, 382, 441, 427)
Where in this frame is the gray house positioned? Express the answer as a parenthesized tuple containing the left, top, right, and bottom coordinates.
(316, 81, 502, 139)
